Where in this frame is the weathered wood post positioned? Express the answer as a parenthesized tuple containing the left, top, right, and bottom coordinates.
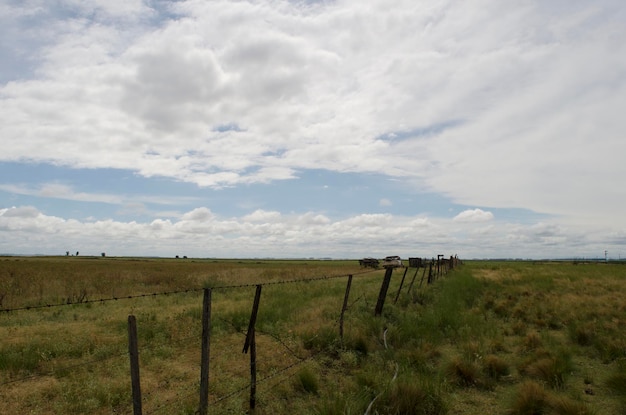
(249, 328, 257, 412)
(340, 274, 353, 341)
(375, 267, 394, 316)
(427, 260, 434, 284)
(419, 264, 428, 288)
(243, 285, 262, 413)
(437, 254, 444, 278)
(406, 266, 420, 293)
(127, 315, 142, 415)
(393, 267, 409, 304)
(198, 288, 212, 415)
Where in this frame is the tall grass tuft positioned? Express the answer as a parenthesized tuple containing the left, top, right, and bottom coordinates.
(374, 378, 448, 415)
(509, 380, 550, 415)
(294, 367, 319, 395)
(606, 359, 626, 409)
(522, 350, 572, 390)
(568, 322, 596, 347)
(483, 354, 510, 380)
(444, 356, 481, 388)
(549, 396, 596, 415)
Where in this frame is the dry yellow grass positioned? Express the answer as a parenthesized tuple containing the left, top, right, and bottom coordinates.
(2, 258, 626, 414)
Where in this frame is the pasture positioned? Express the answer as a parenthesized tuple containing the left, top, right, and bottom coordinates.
(1, 256, 625, 414)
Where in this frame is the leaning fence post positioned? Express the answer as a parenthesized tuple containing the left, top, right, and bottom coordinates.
(128, 315, 142, 415)
(340, 274, 353, 341)
(419, 265, 428, 288)
(375, 267, 394, 316)
(243, 285, 262, 354)
(427, 260, 434, 284)
(249, 327, 257, 412)
(243, 285, 262, 413)
(406, 265, 420, 293)
(393, 267, 409, 304)
(198, 288, 212, 415)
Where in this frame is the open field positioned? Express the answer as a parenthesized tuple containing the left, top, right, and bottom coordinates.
(1, 256, 626, 414)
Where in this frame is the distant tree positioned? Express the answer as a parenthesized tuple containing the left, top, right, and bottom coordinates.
(76, 251, 79, 256)
(101, 253, 106, 257)
(175, 255, 179, 259)
(66, 251, 70, 256)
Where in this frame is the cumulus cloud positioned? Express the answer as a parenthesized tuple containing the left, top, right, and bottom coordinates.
(242, 209, 282, 223)
(0, 0, 624, 257)
(180, 207, 214, 222)
(453, 208, 494, 223)
(0, 205, 612, 259)
(0, 206, 40, 218)
(3, 0, 621, 203)
(0, 183, 198, 206)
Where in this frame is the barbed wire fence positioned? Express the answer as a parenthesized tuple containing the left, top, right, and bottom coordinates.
(0, 256, 459, 414)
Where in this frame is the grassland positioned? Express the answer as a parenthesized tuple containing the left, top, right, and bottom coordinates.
(1, 256, 626, 414)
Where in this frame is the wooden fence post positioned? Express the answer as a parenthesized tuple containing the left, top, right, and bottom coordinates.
(243, 285, 262, 413)
(127, 315, 142, 415)
(437, 254, 444, 278)
(198, 288, 212, 415)
(340, 275, 353, 341)
(427, 261, 434, 284)
(375, 267, 394, 316)
(393, 267, 409, 304)
(243, 285, 262, 354)
(406, 266, 420, 293)
(419, 265, 428, 288)
(249, 327, 257, 412)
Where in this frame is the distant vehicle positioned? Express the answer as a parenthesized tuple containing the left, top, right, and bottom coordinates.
(382, 255, 403, 268)
(359, 257, 380, 268)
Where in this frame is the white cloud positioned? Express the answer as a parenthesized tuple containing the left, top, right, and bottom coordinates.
(0, 183, 198, 206)
(0, 1, 625, 257)
(379, 198, 392, 207)
(242, 209, 282, 223)
(453, 208, 494, 223)
(180, 207, 214, 222)
(0, 206, 40, 218)
(0, 205, 617, 259)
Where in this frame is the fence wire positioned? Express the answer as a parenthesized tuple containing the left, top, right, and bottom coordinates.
(0, 261, 452, 414)
(0, 268, 376, 314)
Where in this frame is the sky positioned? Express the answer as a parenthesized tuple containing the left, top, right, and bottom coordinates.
(1, 0, 625, 260)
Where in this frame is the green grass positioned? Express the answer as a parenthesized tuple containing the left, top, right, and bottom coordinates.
(1, 257, 626, 414)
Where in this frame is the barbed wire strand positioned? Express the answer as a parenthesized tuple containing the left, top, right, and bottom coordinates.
(210, 353, 316, 407)
(0, 269, 378, 314)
